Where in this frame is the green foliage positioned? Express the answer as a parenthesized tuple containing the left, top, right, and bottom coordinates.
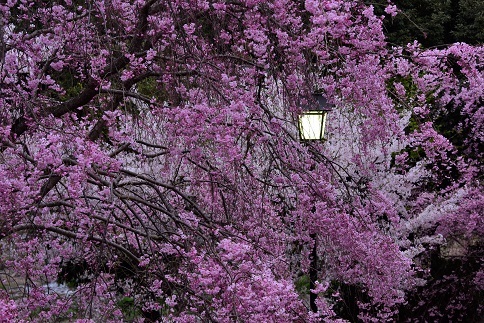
(451, 0, 484, 44)
(295, 274, 310, 295)
(404, 114, 420, 134)
(386, 75, 418, 113)
(136, 77, 172, 102)
(118, 296, 141, 321)
(433, 106, 465, 150)
(390, 145, 426, 173)
(136, 77, 159, 98)
(367, 0, 484, 47)
(48, 69, 84, 102)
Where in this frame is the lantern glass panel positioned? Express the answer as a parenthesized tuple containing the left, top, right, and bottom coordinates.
(298, 111, 327, 140)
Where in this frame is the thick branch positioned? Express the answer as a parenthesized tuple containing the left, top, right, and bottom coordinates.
(9, 0, 155, 140)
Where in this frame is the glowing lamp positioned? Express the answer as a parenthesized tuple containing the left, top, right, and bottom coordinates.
(298, 93, 334, 141)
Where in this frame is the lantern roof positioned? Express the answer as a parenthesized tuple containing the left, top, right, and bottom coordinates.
(302, 93, 335, 112)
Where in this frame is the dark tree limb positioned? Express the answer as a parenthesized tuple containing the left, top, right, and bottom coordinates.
(309, 233, 319, 313)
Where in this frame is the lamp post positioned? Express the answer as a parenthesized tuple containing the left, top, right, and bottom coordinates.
(298, 93, 333, 313)
(298, 93, 333, 141)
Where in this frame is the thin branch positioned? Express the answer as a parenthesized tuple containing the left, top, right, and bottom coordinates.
(10, 224, 140, 264)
